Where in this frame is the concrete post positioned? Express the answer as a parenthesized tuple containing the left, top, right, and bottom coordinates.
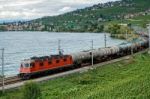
(58, 40, 61, 55)
(0, 48, 5, 93)
(104, 33, 107, 48)
(91, 40, 94, 68)
(148, 25, 150, 54)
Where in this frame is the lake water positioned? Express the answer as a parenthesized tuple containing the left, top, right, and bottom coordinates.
(0, 32, 125, 76)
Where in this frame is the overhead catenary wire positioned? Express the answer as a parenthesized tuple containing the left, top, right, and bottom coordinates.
(5, 32, 138, 57)
(4, 33, 141, 56)
(4, 37, 127, 56)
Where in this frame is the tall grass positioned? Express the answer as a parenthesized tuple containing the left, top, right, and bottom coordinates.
(22, 82, 41, 99)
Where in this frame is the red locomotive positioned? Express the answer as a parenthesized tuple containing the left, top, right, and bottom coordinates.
(19, 55, 73, 79)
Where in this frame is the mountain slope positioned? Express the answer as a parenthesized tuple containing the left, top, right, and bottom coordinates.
(32, 0, 150, 32)
(1, 0, 150, 32)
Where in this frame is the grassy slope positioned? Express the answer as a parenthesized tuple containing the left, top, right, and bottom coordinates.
(1, 53, 150, 99)
(36, 0, 150, 25)
(104, 15, 150, 26)
(30, 0, 150, 32)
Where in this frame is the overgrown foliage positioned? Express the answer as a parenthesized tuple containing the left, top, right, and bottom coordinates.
(105, 24, 136, 39)
(22, 82, 41, 99)
(0, 26, 6, 31)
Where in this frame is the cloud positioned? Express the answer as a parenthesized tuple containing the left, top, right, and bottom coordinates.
(59, 0, 118, 5)
(0, 0, 119, 20)
(59, 7, 75, 12)
(0, 0, 43, 5)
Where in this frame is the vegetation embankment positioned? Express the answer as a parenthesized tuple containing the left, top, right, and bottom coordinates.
(105, 24, 138, 39)
(1, 53, 150, 99)
(105, 15, 150, 28)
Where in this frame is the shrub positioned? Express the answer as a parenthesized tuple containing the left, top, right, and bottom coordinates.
(22, 81, 41, 99)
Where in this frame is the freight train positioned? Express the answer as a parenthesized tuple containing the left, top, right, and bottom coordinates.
(19, 34, 149, 79)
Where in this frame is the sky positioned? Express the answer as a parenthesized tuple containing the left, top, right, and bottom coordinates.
(0, 0, 118, 21)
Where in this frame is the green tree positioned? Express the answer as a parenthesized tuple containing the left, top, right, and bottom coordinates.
(97, 24, 104, 32)
(0, 26, 6, 31)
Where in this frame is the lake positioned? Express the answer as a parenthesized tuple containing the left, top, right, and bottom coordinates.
(0, 31, 125, 76)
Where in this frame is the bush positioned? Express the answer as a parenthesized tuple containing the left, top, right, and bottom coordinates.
(23, 82, 41, 99)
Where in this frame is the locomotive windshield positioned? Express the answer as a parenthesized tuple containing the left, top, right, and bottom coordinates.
(21, 63, 30, 68)
(25, 63, 30, 68)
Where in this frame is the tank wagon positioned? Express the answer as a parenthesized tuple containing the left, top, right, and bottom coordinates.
(19, 34, 149, 79)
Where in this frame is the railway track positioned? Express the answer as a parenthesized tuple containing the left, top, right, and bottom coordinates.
(0, 49, 148, 90)
(0, 76, 22, 87)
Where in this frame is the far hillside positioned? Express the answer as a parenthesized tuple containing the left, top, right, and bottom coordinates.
(32, 0, 150, 32)
(0, 0, 150, 32)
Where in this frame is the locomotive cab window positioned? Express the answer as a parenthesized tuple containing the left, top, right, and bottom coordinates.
(48, 61, 52, 65)
(56, 60, 59, 63)
(40, 62, 44, 66)
(21, 64, 23, 68)
(24, 63, 29, 68)
(90, 52, 92, 55)
(30, 63, 35, 68)
(63, 58, 67, 62)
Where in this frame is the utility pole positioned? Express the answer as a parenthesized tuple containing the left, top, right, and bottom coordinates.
(131, 43, 134, 56)
(148, 24, 150, 54)
(126, 30, 128, 40)
(0, 48, 4, 93)
(91, 40, 94, 68)
(58, 40, 62, 55)
(104, 33, 107, 48)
